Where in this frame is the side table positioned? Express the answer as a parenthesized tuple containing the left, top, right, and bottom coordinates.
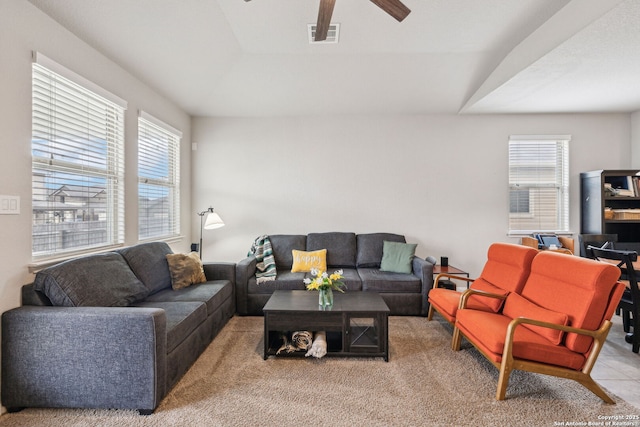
(432, 265, 470, 290)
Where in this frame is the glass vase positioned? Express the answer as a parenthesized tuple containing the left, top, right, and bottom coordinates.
(318, 288, 334, 309)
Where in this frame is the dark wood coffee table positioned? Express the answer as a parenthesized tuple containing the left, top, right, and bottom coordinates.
(263, 290, 390, 361)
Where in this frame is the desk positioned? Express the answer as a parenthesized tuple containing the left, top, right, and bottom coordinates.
(521, 236, 574, 255)
(432, 265, 470, 290)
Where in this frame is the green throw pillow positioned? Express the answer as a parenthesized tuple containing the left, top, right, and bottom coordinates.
(380, 241, 417, 274)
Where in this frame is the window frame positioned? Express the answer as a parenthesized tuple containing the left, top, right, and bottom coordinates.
(31, 52, 127, 259)
(137, 111, 181, 241)
(508, 135, 571, 236)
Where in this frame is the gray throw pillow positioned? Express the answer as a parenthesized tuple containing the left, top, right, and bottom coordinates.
(380, 241, 417, 274)
(118, 241, 173, 294)
(356, 233, 406, 267)
(34, 252, 149, 307)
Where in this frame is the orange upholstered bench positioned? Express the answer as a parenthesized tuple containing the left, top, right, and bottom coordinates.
(427, 243, 537, 325)
(452, 251, 624, 402)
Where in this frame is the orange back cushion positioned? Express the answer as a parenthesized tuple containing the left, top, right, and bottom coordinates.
(477, 243, 538, 294)
(520, 251, 620, 353)
(503, 292, 569, 345)
(468, 278, 509, 312)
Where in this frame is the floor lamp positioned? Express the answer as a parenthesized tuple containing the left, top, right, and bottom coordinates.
(197, 207, 225, 259)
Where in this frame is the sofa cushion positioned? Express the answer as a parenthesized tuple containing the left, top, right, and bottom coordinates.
(166, 252, 207, 290)
(119, 242, 173, 295)
(143, 281, 232, 316)
(132, 301, 207, 353)
(34, 252, 149, 307)
(291, 249, 327, 273)
(356, 233, 406, 268)
(307, 232, 357, 268)
(380, 241, 417, 274)
(247, 271, 308, 294)
(359, 268, 420, 293)
(269, 235, 307, 270)
(503, 292, 569, 345)
(330, 268, 362, 291)
(468, 278, 509, 313)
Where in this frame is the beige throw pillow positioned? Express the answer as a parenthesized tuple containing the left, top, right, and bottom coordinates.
(166, 252, 207, 290)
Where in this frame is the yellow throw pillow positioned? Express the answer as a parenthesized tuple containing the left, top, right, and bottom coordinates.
(291, 249, 327, 273)
(166, 252, 207, 290)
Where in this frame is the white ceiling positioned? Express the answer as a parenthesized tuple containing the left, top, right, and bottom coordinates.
(26, 0, 640, 117)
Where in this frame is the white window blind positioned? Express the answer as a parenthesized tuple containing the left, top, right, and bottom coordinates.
(32, 54, 126, 257)
(138, 111, 181, 240)
(508, 135, 570, 235)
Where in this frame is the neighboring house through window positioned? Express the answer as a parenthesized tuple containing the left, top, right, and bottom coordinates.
(32, 53, 126, 257)
(138, 112, 181, 240)
(508, 135, 570, 235)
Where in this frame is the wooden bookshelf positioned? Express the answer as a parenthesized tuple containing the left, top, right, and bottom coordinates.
(581, 170, 640, 242)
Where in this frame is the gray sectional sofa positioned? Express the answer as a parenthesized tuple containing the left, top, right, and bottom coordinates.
(236, 232, 434, 316)
(1, 242, 235, 414)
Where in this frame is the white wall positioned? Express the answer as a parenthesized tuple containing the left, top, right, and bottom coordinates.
(0, 0, 192, 350)
(192, 113, 631, 277)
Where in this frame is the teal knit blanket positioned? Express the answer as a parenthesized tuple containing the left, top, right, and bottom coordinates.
(248, 235, 277, 284)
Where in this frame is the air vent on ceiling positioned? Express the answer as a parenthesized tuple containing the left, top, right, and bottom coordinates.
(308, 23, 340, 44)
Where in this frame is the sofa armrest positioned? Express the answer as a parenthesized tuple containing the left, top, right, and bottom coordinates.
(203, 262, 236, 283)
(235, 256, 257, 315)
(412, 257, 434, 316)
(2, 306, 167, 413)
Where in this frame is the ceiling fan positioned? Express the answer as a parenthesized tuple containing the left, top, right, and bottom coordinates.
(315, 0, 411, 41)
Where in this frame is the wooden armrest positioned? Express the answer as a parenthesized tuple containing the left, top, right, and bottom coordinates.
(507, 317, 608, 339)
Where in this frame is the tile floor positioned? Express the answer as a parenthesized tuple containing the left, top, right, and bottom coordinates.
(593, 313, 640, 409)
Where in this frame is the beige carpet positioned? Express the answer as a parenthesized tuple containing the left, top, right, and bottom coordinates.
(1, 316, 638, 427)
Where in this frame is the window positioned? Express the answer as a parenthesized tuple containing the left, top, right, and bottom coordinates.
(138, 111, 181, 240)
(508, 135, 570, 234)
(32, 53, 126, 257)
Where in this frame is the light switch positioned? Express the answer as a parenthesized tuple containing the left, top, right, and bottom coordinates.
(0, 195, 20, 214)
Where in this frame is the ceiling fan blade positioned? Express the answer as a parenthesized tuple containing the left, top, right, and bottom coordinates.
(315, 0, 336, 42)
(369, 0, 411, 22)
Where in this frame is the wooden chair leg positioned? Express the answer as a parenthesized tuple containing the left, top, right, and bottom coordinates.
(496, 361, 512, 401)
(452, 327, 462, 351)
(427, 304, 434, 321)
(575, 376, 616, 404)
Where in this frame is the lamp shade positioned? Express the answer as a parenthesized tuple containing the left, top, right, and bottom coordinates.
(204, 212, 225, 230)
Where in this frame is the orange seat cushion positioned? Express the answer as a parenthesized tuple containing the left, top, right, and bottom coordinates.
(429, 287, 496, 323)
(456, 309, 586, 370)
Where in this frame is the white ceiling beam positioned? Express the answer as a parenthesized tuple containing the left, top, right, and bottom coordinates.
(459, 0, 626, 114)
